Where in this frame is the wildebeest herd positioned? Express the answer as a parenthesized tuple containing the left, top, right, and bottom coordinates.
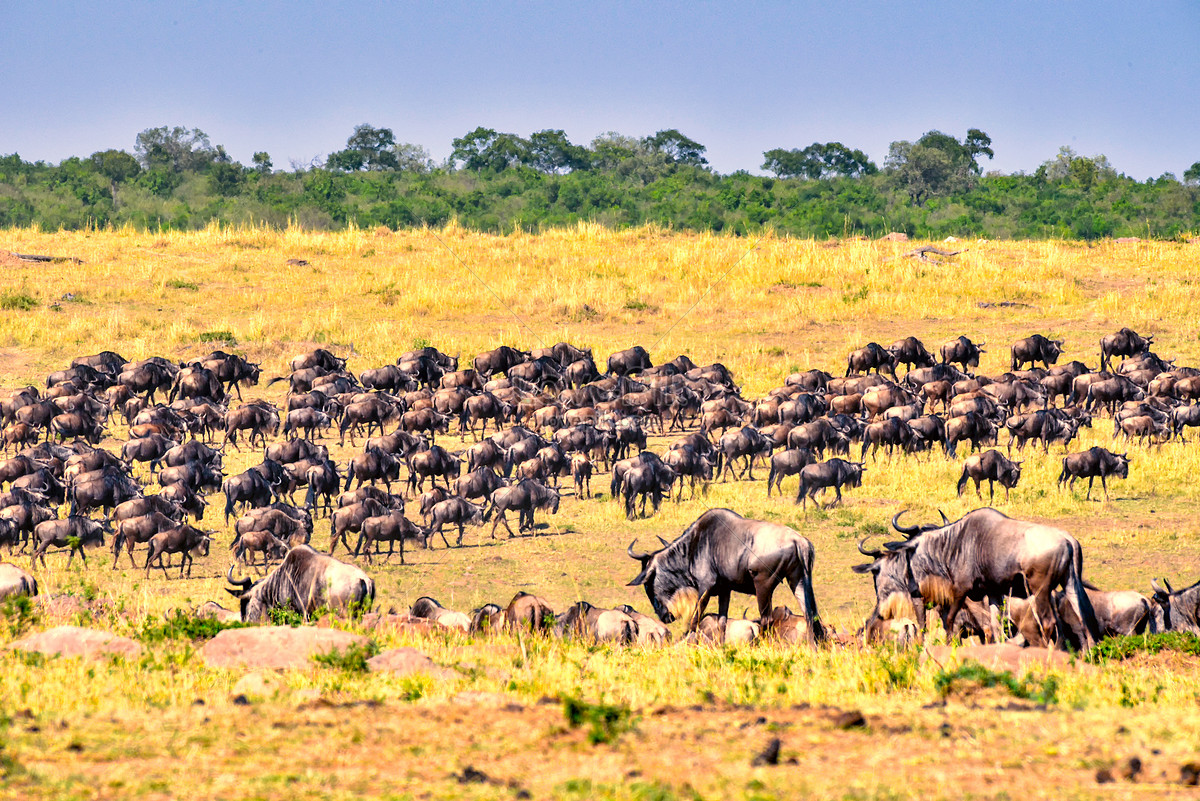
(1, 326, 1198, 652)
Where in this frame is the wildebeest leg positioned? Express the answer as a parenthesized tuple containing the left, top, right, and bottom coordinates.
(976, 479, 983, 500)
(687, 588, 714, 632)
(1100, 474, 1109, 500)
(1086, 476, 1094, 500)
(746, 456, 755, 481)
(940, 594, 967, 641)
(455, 522, 467, 547)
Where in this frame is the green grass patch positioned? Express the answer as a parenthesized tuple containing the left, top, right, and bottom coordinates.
(195, 329, 236, 344)
(1086, 632, 1200, 663)
(933, 662, 1059, 706)
(563, 696, 636, 744)
(136, 610, 248, 643)
(312, 640, 380, 673)
(165, 278, 199, 291)
(0, 290, 38, 311)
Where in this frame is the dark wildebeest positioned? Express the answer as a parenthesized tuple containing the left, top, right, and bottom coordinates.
(144, 524, 211, 578)
(861, 417, 913, 461)
(888, 337, 936, 373)
(556, 601, 636, 644)
(73, 350, 126, 375)
(846, 343, 897, 379)
(113, 495, 183, 525)
(354, 510, 429, 563)
(201, 352, 261, 401)
(303, 458, 342, 515)
(1058, 447, 1130, 500)
(957, 450, 1022, 502)
(225, 546, 374, 622)
(289, 348, 346, 373)
(222, 461, 284, 523)
(626, 508, 824, 638)
(170, 365, 225, 404)
(427, 496, 486, 547)
(939, 336, 986, 373)
(161, 439, 222, 470)
(400, 408, 450, 444)
(69, 472, 140, 517)
(31, 516, 108, 568)
(1100, 327, 1153, 373)
(1171, 404, 1200, 441)
(483, 479, 559, 537)
(870, 509, 1101, 650)
(795, 459, 865, 509)
(283, 408, 333, 441)
(461, 392, 509, 439)
(223, 402, 279, 450)
(714, 426, 772, 482)
(120, 434, 178, 474)
(571, 453, 593, 498)
(765, 448, 814, 498)
(159, 481, 208, 520)
(944, 412, 997, 457)
(662, 446, 712, 501)
(606, 346, 652, 377)
(1085, 375, 1145, 416)
(361, 364, 419, 394)
(473, 346, 529, 379)
(1010, 334, 1064, 371)
(49, 412, 104, 445)
(621, 461, 676, 520)
(407, 445, 460, 493)
(329, 498, 388, 556)
(1005, 410, 1080, 453)
(339, 396, 400, 446)
(112, 510, 179, 569)
(344, 447, 402, 494)
(1149, 578, 1200, 634)
(452, 467, 507, 502)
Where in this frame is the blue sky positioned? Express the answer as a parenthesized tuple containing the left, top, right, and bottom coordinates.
(3, 1, 1197, 178)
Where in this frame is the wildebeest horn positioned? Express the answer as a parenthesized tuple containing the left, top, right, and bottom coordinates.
(891, 511, 920, 535)
(938, 510, 949, 525)
(656, 535, 670, 547)
(226, 564, 252, 589)
(627, 539, 650, 561)
(1151, 578, 1168, 595)
(857, 537, 884, 558)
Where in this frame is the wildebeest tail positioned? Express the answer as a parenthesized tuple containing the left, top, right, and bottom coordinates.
(304, 484, 316, 509)
(266, 375, 289, 388)
(344, 460, 354, 492)
(794, 540, 825, 642)
(1064, 538, 1102, 650)
(1057, 458, 1069, 485)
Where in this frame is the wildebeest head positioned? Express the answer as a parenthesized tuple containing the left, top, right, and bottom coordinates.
(1150, 577, 1200, 633)
(1001, 460, 1023, 489)
(626, 538, 697, 624)
(851, 536, 920, 622)
(226, 565, 260, 620)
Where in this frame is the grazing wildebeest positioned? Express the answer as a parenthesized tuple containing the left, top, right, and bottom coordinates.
(620, 461, 676, 520)
(887, 337, 936, 373)
(846, 343, 897, 379)
(1058, 447, 1130, 500)
(31, 516, 108, 568)
(957, 450, 1022, 502)
(765, 448, 814, 498)
(159, 481, 208, 520)
(344, 447, 402, 494)
(662, 446, 711, 500)
(606, 346, 652, 377)
(626, 508, 824, 638)
(795, 459, 865, 509)
(1100, 327, 1153, 372)
(427, 496, 486, 547)
(144, 524, 210, 578)
(870, 509, 1101, 649)
(1010, 334, 1064, 371)
(354, 510, 429, 563)
(225, 546, 374, 621)
(939, 336, 986, 373)
(483, 479, 559, 537)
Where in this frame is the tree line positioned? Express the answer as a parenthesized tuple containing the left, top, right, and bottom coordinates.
(1, 124, 1197, 239)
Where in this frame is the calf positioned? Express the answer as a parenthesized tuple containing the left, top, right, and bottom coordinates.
(145, 524, 211, 578)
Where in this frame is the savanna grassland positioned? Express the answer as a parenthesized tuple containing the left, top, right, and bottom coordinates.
(2, 224, 1200, 800)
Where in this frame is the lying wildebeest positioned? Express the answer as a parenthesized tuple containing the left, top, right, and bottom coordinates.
(31, 516, 108, 568)
(957, 450, 1022, 502)
(613, 604, 671, 645)
(470, 591, 555, 634)
(483, 479, 559, 537)
(1058, 447, 1130, 500)
(1010, 334, 1064, 371)
(688, 614, 760, 646)
(556, 601, 636, 644)
(1100, 327, 1153, 373)
(409, 596, 471, 631)
(868, 509, 1100, 649)
(1149, 577, 1200, 634)
(795, 459, 865, 509)
(144, 524, 211, 578)
(626, 508, 824, 638)
(1048, 583, 1157, 650)
(846, 342, 897, 379)
(225, 545, 374, 622)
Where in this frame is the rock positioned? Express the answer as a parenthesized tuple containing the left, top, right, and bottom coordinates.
(361, 613, 440, 635)
(194, 601, 241, 623)
(367, 647, 453, 678)
(880, 232, 909, 242)
(200, 626, 367, 669)
(0, 562, 38, 600)
(231, 670, 285, 700)
(1096, 768, 1115, 784)
(9, 626, 141, 659)
(922, 643, 1080, 673)
(1117, 755, 1142, 781)
(831, 709, 868, 729)
(1181, 762, 1200, 786)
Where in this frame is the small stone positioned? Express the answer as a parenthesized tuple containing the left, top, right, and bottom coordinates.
(231, 694, 251, 706)
(1181, 762, 1200, 786)
(1096, 769, 1115, 784)
(832, 710, 868, 729)
(1117, 756, 1142, 782)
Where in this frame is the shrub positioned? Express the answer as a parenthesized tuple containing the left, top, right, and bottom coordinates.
(136, 610, 247, 643)
(1086, 632, 1200, 664)
(932, 662, 1059, 706)
(195, 329, 236, 344)
(165, 278, 199, 291)
(562, 696, 636, 744)
(312, 640, 380, 673)
(0, 291, 37, 311)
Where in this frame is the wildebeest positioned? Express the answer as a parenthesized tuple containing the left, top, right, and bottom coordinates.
(846, 343, 897, 379)
(31, 516, 108, 568)
(571, 453, 593, 499)
(887, 337, 936, 373)
(606, 346, 652, 377)
(144, 524, 211, 578)
(714, 426, 772, 482)
(222, 462, 282, 523)
(344, 447, 402, 493)
(69, 471, 141, 517)
(452, 467, 507, 502)
(0, 562, 38, 600)
(944, 411, 997, 457)
(426, 496, 485, 547)
(1058, 447, 1130, 500)
(1100, 327, 1153, 372)
(1010, 334, 1064, 371)
(329, 498, 387, 555)
(339, 396, 400, 446)
(200, 352, 261, 401)
(861, 417, 912, 461)
(556, 601, 636, 644)
(795, 459, 865, 509)
(483, 478, 559, 537)
(223, 402, 279, 449)
(225, 545, 374, 621)
(938, 336, 986, 373)
(765, 448, 813, 498)
(957, 450, 1022, 502)
(473, 346, 529, 379)
(626, 508, 824, 638)
(1149, 578, 1200, 634)
(354, 510, 429, 563)
(409, 596, 471, 631)
(112, 510, 179, 569)
(864, 509, 1100, 649)
(407, 445, 460, 493)
(620, 461, 676, 520)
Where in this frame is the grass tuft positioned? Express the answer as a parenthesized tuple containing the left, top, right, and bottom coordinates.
(312, 640, 381, 673)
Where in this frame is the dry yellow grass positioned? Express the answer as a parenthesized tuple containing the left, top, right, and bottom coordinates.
(3, 224, 1200, 799)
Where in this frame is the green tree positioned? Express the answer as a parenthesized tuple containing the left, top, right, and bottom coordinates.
(392, 142, 434, 173)
(527, 129, 590, 173)
(251, 152, 273, 174)
(762, 142, 876, 179)
(885, 128, 993, 205)
(208, 162, 246, 196)
(1182, 161, 1200, 185)
(642, 129, 707, 166)
(134, 126, 218, 172)
(588, 132, 641, 170)
(450, 127, 530, 172)
(327, 124, 398, 171)
(89, 149, 141, 206)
